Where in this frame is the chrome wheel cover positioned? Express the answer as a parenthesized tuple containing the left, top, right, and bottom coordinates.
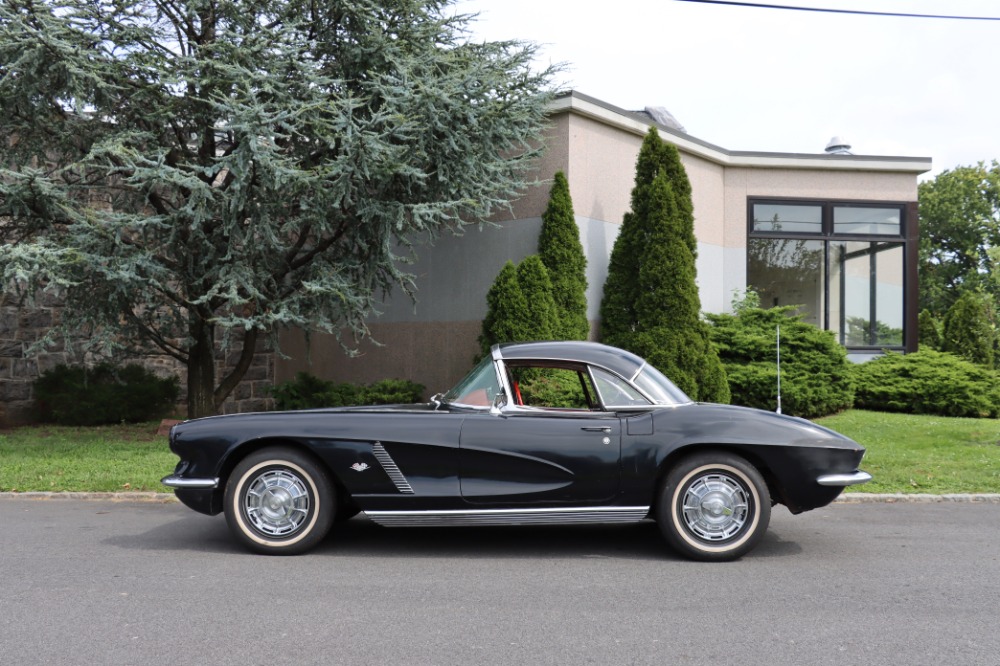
(680, 472, 751, 542)
(243, 469, 311, 537)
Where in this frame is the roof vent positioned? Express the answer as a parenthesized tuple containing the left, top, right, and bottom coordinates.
(825, 136, 852, 155)
(643, 106, 686, 133)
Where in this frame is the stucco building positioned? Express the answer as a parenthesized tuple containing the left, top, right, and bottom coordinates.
(276, 91, 931, 394)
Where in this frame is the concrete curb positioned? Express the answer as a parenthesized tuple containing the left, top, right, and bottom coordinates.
(0, 491, 178, 503)
(1, 492, 1000, 504)
(835, 493, 1000, 504)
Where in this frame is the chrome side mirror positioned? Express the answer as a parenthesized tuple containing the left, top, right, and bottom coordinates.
(490, 389, 506, 416)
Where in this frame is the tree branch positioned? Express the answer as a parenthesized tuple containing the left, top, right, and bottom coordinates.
(213, 327, 260, 408)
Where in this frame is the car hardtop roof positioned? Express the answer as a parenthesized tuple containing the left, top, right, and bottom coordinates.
(494, 341, 645, 379)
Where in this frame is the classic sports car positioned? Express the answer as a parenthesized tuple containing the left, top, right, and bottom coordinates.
(163, 341, 871, 561)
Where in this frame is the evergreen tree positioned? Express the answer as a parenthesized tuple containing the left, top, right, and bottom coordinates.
(539, 171, 590, 340)
(516, 255, 559, 341)
(918, 309, 942, 350)
(0, 0, 557, 417)
(942, 291, 996, 368)
(599, 127, 729, 402)
(479, 261, 532, 358)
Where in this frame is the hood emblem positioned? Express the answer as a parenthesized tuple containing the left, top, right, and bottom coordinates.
(351, 463, 369, 472)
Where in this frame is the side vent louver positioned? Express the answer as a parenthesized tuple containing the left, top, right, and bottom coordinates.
(372, 441, 414, 494)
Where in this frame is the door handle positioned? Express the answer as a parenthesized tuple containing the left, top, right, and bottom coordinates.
(581, 426, 612, 433)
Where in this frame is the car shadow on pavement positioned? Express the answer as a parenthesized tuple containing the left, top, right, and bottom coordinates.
(110, 511, 804, 561)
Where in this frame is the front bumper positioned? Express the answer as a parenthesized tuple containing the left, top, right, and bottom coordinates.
(816, 470, 873, 487)
(161, 475, 223, 516)
(161, 475, 219, 489)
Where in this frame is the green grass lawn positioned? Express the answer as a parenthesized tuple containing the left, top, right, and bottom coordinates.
(1, 410, 999, 495)
(817, 410, 1000, 494)
(0, 422, 177, 493)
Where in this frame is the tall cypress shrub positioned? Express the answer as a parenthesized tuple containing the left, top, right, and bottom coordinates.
(599, 127, 729, 402)
(479, 261, 531, 358)
(539, 171, 590, 340)
(516, 255, 559, 340)
(479, 256, 560, 358)
(942, 291, 996, 368)
(918, 309, 942, 350)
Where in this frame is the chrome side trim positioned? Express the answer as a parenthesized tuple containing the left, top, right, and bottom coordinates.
(161, 475, 219, 489)
(372, 441, 414, 494)
(817, 471, 873, 487)
(364, 506, 649, 527)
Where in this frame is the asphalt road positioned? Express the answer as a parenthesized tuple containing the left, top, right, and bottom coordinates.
(1, 497, 998, 666)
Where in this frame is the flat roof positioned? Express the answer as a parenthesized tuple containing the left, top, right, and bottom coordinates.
(551, 91, 933, 175)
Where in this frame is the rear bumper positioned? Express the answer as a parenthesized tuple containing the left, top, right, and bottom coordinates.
(817, 470, 873, 487)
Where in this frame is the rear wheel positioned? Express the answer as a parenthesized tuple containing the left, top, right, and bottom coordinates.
(224, 447, 335, 555)
(657, 452, 770, 562)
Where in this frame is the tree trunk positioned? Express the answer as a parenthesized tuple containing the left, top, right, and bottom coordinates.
(186, 317, 217, 419)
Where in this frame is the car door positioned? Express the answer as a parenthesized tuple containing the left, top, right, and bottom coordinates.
(459, 363, 622, 505)
(458, 411, 621, 505)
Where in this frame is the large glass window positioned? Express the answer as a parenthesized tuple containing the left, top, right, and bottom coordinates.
(748, 238, 825, 328)
(748, 200, 908, 350)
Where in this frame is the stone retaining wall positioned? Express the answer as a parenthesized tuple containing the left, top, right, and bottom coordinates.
(0, 297, 274, 426)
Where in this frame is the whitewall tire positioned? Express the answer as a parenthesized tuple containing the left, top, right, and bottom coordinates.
(657, 452, 771, 562)
(224, 447, 335, 555)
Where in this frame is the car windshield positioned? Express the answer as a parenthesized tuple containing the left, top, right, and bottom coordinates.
(441, 356, 500, 407)
(633, 364, 692, 405)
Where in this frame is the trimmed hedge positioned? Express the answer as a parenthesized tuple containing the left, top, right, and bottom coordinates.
(706, 306, 854, 418)
(33, 363, 180, 425)
(852, 349, 1000, 418)
(270, 373, 425, 410)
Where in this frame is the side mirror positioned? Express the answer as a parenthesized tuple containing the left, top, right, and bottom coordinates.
(490, 389, 507, 416)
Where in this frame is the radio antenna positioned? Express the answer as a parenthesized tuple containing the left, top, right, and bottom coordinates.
(776, 324, 782, 414)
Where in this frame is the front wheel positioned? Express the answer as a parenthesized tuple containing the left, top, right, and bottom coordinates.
(224, 447, 335, 555)
(657, 452, 771, 562)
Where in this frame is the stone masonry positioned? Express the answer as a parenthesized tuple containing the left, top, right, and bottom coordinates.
(0, 293, 274, 426)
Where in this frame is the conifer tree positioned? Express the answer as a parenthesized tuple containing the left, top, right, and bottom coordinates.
(0, 0, 557, 417)
(599, 127, 729, 402)
(479, 261, 531, 359)
(942, 291, 996, 368)
(539, 171, 590, 340)
(918, 309, 942, 350)
(517, 255, 559, 341)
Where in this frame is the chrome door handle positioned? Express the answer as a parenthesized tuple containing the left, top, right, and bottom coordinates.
(581, 426, 612, 433)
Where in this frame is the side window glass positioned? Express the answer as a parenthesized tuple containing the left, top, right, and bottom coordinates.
(510, 366, 593, 409)
(592, 368, 652, 407)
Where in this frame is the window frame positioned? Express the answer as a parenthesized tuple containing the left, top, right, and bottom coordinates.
(747, 197, 917, 353)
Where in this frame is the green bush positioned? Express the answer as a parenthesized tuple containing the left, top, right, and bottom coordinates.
(706, 305, 854, 418)
(513, 367, 590, 409)
(478, 260, 532, 359)
(918, 309, 942, 350)
(852, 349, 999, 418)
(33, 362, 180, 425)
(270, 373, 424, 410)
(941, 291, 996, 368)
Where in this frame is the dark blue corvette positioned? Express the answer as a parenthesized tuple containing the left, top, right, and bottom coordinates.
(163, 341, 870, 561)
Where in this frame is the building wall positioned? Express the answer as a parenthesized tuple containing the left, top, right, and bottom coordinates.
(276, 102, 927, 398)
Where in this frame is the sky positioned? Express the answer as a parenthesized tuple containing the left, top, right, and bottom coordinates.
(453, 0, 1000, 178)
